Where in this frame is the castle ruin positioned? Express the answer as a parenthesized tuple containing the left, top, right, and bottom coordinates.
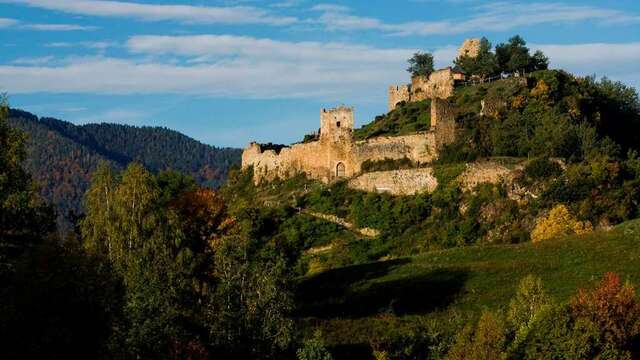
(242, 39, 479, 186)
(458, 38, 482, 58)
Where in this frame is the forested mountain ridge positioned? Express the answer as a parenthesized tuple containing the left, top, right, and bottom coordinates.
(7, 109, 242, 226)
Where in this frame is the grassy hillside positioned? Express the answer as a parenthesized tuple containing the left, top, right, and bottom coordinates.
(8, 109, 242, 229)
(295, 219, 640, 357)
(353, 99, 431, 140)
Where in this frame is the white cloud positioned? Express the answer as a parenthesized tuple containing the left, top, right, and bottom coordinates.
(0, 17, 19, 27)
(312, 2, 640, 36)
(0, 35, 417, 100)
(310, 4, 350, 13)
(22, 23, 97, 31)
(1, 38, 638, 102)
(0, 17, 95, 31)
(532, 43, 640, 88)
(79, 108, 150, 124)
(2, 0, 298, 26)
(125, 35, 414, 64)
(45, 41, 116, 49)
(270, 0, 303, 8)
(532, 43, 640, 71)
(11, 56, 55, 66)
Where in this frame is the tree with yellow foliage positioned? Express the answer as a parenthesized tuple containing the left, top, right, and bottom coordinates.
(531, 204, 593, 242)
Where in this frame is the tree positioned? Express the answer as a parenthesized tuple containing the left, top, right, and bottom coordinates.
(81, 161, 117, 256)
(208, 233, 294, 358)
(507, 275, 552, 351)
(407, 52, 434, 77)
(1, 95, 120, 360)
(448, 310, 506, 360)
(454, 37, 499, 80)
(531, 50, 549, 72)
(531, 204, 593, 242)
(570, 272, 640, 350)
(297, 330, 333, 360)
(496, 35, 549, 75)
(0, 94, 55, 266)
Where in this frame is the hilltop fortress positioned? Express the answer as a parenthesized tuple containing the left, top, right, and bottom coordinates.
(242, 40, 479, 188)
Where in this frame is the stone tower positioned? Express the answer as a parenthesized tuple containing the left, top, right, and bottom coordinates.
(458, 38, 481, 59)
(320, 105, 354, 142)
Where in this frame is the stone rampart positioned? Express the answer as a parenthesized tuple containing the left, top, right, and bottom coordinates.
(348, 168, 438, 195)
(243, 131, 438, 184)
(456, 160, 515, 191)
(388, 68, 456, 111)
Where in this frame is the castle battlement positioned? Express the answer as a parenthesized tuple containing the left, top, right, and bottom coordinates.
(242, 101, 455, 184)
(241, 40, 479, 185)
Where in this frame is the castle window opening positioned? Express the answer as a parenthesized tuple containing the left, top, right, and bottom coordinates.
(336, 162, 346, 178)
(336, 121, 341, 128)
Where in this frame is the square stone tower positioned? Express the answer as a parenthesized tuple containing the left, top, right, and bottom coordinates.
(458, 38, 481, 59)
(320, 105, 354, 141)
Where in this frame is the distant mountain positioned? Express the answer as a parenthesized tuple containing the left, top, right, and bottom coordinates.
(8, 109, 242, 229)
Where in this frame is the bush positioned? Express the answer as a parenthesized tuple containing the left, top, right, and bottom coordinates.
(513, 273, 640, 359)
(522, 158, 563, 183)
(570, 272, 640, 351)
(360, 157, 416, 173)
(531, 204, 593, 242)
(447, 311, 506, 360)
(297, 331, 333, 360)
(507, 275, 552, 351)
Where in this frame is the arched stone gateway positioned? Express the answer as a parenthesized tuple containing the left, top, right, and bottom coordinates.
(336, 162, 346, 178)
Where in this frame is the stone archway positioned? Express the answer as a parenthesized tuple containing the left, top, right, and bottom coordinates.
(336, 162, 346, 178)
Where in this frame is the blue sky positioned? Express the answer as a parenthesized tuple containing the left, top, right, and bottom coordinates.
(1, 0, 639, 148)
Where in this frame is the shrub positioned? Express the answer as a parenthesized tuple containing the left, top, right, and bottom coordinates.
(517, 303, 602, 359)
(522, 158, 563, 183)
(297, 331, 333, 360)
(530, 79, 550, 99)
(517, 273, 640, 359)
(360, 157, 415, 173)
(531, 204, 593, 242)
(507, 275, 552, 347)
(570, 272, 640, 351)
(447, 311, 506, 360)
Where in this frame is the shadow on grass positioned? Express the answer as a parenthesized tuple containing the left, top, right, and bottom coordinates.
(295, 259, 468, 318)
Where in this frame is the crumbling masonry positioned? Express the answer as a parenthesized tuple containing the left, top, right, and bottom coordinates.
(242, 39, 480, 185)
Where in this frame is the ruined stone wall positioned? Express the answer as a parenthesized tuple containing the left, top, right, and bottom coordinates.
(242, 131, 438, 184)
(412, 69, 455, 101)
(348, 160, 520, 195)
(242, 140, 330, 183)
(431, 98, 456, 148)
(352, 132, 436, 171)
(348, 168, 438, 195)
(458, 38, 481, 58)
(388, 69, 455, 111)
(388, 85, 411, 112)
(456, 161, 514, 191)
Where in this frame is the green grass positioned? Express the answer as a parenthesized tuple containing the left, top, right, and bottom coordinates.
(295, 219, 640, 356)
(353, 100, 431, 140)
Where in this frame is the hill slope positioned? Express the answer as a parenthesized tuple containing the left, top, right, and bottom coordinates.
(295, 219, 640, 357)
(8, 109, 242, 226)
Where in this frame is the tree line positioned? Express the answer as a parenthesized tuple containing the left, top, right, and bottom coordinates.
(407, 35, 549, 80)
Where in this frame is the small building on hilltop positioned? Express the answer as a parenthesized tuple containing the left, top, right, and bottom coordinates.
(388, 39, 480, 112)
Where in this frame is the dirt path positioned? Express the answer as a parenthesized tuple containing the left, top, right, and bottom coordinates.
(301, 209, 380, 237)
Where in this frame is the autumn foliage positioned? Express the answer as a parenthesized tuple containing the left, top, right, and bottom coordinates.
(570, 272, 640, 349)
(531, 204, 593, 242)
(171, 188, 235, 244)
